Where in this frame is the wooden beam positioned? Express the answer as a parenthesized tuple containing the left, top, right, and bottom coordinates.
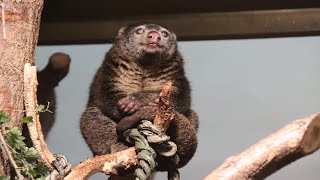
(41, 0, 320, 22)
(39, 8, 320, 45)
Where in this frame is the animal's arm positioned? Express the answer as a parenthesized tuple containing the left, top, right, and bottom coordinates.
(116, 76, 192, 136)
(116, 106, 158, 136)
(169, 78, 191, 115)
(87, 67, 127, 121)
(130, 90, 160, 106)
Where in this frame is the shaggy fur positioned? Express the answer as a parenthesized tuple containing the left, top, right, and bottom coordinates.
(80, 23, 198, 171)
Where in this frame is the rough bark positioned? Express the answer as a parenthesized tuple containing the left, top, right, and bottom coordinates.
(205, 113, 320, 180)
(65, 148, 137, 180)
(153, 81, 175, 132)
(24, 63, 56, 167)
(0, 0, 43, 175)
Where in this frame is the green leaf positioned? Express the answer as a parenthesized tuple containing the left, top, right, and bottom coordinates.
(0, 111, 10, 123)
(21, 116, 33, 123)
(22, 166, 37, 178)
(34, 162, 49, 176)
(36, 105, 45, 114)
(36, 177, 46, 180)
(0, 114, 50, 179)
(21, 161, 49, 178)
(10, 127, 22, 137)
(4, 127, 26, 148)
(24, 147, 39, 160)
(0, 176, 10, 180)
(14, 139, 26, 150)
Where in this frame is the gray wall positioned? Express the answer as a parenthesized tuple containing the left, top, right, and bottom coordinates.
(35, 36, 320, 180)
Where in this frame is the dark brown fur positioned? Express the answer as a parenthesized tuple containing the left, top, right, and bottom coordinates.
(80, 23, 198, 171)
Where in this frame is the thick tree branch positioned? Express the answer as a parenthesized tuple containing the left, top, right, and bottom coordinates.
(0, 0, 44, 175)
(205, 113, 320, 180)
(64, 148, 137, 180)
(23, 63, 56, 167)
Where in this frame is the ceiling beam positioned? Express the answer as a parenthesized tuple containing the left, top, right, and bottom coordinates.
(39, 8, 320, 45)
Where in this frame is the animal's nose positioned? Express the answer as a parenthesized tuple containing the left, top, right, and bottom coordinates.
(148, 31, 161, 43)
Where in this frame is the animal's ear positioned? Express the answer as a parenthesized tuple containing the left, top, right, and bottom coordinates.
(171, 31, 177, 41)
(117, 26, 126, 36)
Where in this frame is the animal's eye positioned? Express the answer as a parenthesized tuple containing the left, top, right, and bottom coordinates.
(135, 28, 144, 35)
(161, 31, 169, 38)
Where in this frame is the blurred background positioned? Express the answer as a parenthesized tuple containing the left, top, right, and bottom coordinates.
(36, 36, 320, 179)
(36, 1, 320, 179)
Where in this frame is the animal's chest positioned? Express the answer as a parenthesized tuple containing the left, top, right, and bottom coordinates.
(117, 68, 171, 94)
(142, 77, 167, 91)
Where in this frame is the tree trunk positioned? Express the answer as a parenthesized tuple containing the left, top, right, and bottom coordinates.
(0, 0, 43, 175)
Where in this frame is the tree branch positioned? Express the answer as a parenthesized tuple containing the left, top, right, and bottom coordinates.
(153, 81, 174, 132)
(23, 63, 56, 167)
(64, 148, 137, 180)
(205, 113, 320, 180)
(0, 2, 6, 39)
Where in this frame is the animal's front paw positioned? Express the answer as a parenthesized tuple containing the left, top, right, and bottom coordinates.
(117, 95, 142, 115)
(148, 96, 160, 107)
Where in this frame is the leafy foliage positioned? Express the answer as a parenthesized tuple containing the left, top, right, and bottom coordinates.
(21, 116, 33, 123)
(0, 111, 10, 123)
(0, 176, 10, 180)
(36, 102, 52, 114)
(0, 110, 49, 179)
(36, 104, 46, 114)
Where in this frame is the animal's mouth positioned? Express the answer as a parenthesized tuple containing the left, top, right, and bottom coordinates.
(146, 42, 159, 48)
(139, 43, 164, 52)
